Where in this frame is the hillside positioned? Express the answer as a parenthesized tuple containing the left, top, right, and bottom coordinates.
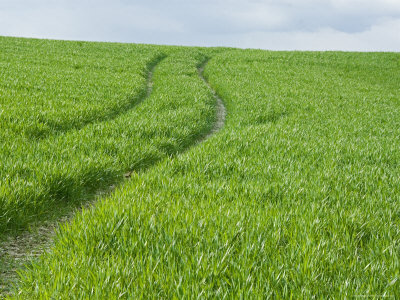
(1, 37, 399, 298)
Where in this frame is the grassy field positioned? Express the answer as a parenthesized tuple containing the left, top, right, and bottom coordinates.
(0, 37, 217, 236)
(1, 37, 400, 298)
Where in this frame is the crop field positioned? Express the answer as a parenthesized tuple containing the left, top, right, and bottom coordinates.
(1, 36, 400, 298)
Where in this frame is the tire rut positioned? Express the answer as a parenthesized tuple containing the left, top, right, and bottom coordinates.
(0, 55, 167, 297)
(29, 54, 166, 140)
(0, 55, 226, 297)
(198, 58, 226, 142)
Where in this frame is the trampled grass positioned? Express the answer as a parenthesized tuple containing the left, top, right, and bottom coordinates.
(0, 37, 217, 235)
(0, 37, 160, 138)
(1, 37, 400, 298)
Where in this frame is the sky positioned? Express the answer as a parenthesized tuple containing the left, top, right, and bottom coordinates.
(0, 0, 399, 51)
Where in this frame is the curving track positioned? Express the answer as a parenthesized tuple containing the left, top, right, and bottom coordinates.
(0, 55, 226, 296)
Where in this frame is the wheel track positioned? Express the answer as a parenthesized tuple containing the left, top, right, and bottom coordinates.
(0, 55, 166, 297)
(198, 58, 226, 142)
(30, 54, 166, 140)
(0, 55, 226, 296)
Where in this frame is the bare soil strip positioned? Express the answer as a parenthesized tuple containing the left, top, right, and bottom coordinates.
(0, 215, 71, 296)
(198, 59, 226, 141)
(0, 58, 164, 296)
(0, 57, 226, 296)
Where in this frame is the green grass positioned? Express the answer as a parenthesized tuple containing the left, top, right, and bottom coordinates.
(1, 37, 400, 298)
(0, 37, 160, 138)
(0, 37, 217, 236)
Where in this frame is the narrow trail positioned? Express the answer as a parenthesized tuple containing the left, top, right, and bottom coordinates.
(0, 58, 165, 296)
(198, 59, 226, 142)
(0, 56, 226, 296)
(31, 54, 166, 140)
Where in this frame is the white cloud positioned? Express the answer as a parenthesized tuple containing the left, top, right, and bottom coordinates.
(331, 0, 400, 13)
(222, 3, 287, 30)
(234, 18, 400, 51)
(0, 0, 399, 51)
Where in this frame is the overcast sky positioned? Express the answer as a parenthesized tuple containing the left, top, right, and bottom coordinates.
(0, 0, 399, 51)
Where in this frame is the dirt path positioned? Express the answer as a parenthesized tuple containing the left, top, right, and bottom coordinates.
(0, 57, 164, 297)
(198, 59, 226, 141)
(0, 215, 70, 296)
(0, 57, 226, 297)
